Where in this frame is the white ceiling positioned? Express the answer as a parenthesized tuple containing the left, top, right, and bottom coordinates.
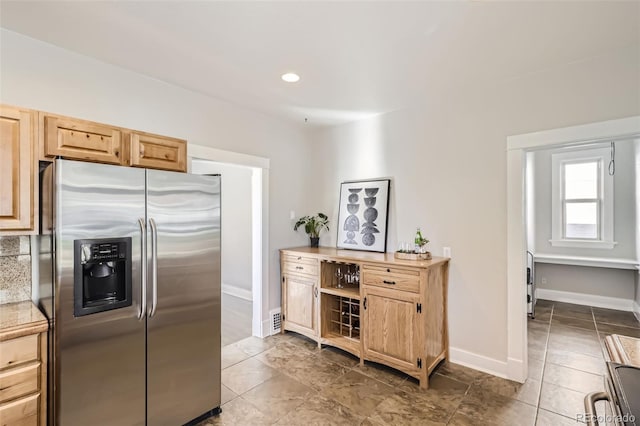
(1, 1, 638, 127)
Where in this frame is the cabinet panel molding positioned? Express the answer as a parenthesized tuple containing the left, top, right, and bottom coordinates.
(129, 132, 186, 172)
(42, 114, 122, 164)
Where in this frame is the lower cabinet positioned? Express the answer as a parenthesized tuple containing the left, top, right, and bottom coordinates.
(282, 273, 318, 339)
(362, 286, 421, 376)
(0, 303, 48, 426)
(280, 247, 449, 389)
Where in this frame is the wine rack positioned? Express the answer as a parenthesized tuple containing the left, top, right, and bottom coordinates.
(326, 295, 360, 341)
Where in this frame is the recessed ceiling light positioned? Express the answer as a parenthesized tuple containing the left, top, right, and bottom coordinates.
(281, 73, 300, 83)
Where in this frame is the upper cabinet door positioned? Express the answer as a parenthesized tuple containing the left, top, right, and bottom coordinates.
(129, 132, 186, 172)
(42, 113, 123, 164)
(0, 105, 35, 232)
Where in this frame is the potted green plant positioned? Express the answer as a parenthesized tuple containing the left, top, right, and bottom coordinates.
(294, 213, 329, 247)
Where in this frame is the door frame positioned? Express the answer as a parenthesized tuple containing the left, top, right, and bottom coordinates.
(506, 115, 640, 382)
(188, 144, 270, 338)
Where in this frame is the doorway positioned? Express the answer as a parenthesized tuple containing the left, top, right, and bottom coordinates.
(506, 116, 640, 382)
(188, 144, 270, 344)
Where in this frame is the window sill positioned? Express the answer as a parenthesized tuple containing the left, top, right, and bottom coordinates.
(535, 253, 637, 270)
(549, 239, 617, 249)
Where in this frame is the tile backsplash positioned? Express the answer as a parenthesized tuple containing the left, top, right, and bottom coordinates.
(0, 236, 32, 304)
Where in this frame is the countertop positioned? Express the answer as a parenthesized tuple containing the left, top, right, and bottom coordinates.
(281, 246, 450, 268)
(0, 300, 49, 341)
(606, 334, 640, 368)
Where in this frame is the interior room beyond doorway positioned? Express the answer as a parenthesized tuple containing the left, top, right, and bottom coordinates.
(191, 158, 260, 346)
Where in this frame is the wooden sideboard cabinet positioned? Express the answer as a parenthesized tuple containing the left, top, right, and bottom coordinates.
(280, 247, 449, 389)
(0, 105, 37, 234)
(0, 302, 49, 426)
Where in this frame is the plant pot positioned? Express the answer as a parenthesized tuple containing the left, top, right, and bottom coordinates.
(310, 237, 319, 248)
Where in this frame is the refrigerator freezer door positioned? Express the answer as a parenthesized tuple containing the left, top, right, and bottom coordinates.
(54, 160, 146, 426)
(146, 170, 221, 425)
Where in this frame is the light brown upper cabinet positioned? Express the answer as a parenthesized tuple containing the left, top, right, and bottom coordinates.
(128, 132, 187, 172)
(0, 105, 36, 233)
(40, 113, 187, 172)
(41, 113, 123, 165)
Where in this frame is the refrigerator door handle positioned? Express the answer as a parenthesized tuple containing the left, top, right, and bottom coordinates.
(149, 217, 158, 317)
(137, 218, 147, 320)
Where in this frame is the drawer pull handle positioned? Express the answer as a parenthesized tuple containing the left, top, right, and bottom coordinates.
(383, 280, 396, 285)
(295, 266, 303, 270)
(297, 256, 302, 260)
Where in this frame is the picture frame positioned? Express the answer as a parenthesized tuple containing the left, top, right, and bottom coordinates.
(336, 179, 391, 252)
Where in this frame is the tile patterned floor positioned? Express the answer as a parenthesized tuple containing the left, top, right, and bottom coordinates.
(221, 293, 252, 347)
(198, 299, 639, 425)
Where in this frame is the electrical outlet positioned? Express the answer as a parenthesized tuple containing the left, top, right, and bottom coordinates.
(443, 247, 451, 258)
(541, 277, 547, 284)
(290, 210, 296, 220)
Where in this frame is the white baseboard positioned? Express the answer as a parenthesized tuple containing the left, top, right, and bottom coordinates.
(634, 300, 640, 322)
(507, 357, 526, 383)
(449, 347, 508, 380)
(261, 319, 271, 338)
(536, 288, 634, 312)
(222, 284, 253, 302)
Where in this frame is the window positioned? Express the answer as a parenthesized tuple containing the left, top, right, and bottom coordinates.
(563, 161, 599, 239)
(551, 147, 615, 249)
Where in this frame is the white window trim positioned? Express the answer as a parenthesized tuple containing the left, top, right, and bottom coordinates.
(550, 146, 616, 249)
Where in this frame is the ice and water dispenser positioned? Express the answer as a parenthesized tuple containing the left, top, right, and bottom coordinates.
(73, 238, 132, 317)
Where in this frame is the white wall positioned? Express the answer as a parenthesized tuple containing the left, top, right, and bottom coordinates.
(0, 29, 315, 321)
(310, 45, 640, 366)
(191, 160, 253, 296)
(532, 141, 636, 259)
(536, 263, 635, 299)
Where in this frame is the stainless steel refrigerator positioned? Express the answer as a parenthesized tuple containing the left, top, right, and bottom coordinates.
(38, 159, 221, 425)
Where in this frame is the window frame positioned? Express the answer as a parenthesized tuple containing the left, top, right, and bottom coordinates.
(550, 147, 615, 249)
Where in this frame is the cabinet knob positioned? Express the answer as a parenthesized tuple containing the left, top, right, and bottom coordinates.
(387, 268, 391, 272)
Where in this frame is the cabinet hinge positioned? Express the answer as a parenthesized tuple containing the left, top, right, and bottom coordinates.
(417, 358, 422, 369)
(282, 276, 285, 283)
(282, 314, 285, 321)
(417, 303, 422, 313)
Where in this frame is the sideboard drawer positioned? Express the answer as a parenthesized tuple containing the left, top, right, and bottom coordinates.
(0, 334, 39, 370)
(0, 362, 40, 403)
(362, 264, 420, 293)
(282, 254, 317, 266)
(283, 255, 319, 277)
(0, 392, 39, 426)
(283, 262, 319, 277)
